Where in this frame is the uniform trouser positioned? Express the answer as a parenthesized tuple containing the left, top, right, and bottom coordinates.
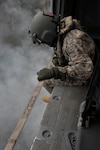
(43, 78, 86, 94)
(43, 79, 67, 94)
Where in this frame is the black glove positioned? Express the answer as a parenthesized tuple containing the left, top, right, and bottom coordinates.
(37, 67, 66, 81)
(52, 56, 69, 67)
(52, 57, 59, 66)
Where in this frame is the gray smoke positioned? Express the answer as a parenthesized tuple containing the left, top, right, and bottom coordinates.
(0, 0, 52, 149)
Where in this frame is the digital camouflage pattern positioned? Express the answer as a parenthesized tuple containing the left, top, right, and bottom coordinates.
(43, 20, 95, 93)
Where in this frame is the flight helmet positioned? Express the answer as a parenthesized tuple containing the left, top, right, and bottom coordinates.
(29, 11, 58, 47)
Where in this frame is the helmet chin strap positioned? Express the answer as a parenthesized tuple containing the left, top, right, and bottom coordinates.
(29, 32, 42, 44)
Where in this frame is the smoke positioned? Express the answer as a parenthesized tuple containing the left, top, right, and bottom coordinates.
(0, 0, 52, 149)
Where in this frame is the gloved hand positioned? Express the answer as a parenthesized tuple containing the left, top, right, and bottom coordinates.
(37, 67, 66, 81)
(52, 57, 59, 66)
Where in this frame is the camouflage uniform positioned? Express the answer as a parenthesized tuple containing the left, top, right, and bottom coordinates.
(44, 19, 95, 93)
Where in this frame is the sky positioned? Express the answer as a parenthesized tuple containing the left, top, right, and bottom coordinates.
(0, 0, 52, 149)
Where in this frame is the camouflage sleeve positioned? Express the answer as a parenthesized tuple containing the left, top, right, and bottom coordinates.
(57, 29, 95, 82)
(58, 55, 94, 81)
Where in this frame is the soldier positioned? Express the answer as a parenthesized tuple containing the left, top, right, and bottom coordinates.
(29, 12, 95, 93)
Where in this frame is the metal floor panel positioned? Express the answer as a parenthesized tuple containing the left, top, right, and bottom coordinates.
(30, 85, 87, 150)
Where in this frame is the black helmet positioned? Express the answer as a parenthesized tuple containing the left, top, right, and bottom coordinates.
(29, 11, 58, 47)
